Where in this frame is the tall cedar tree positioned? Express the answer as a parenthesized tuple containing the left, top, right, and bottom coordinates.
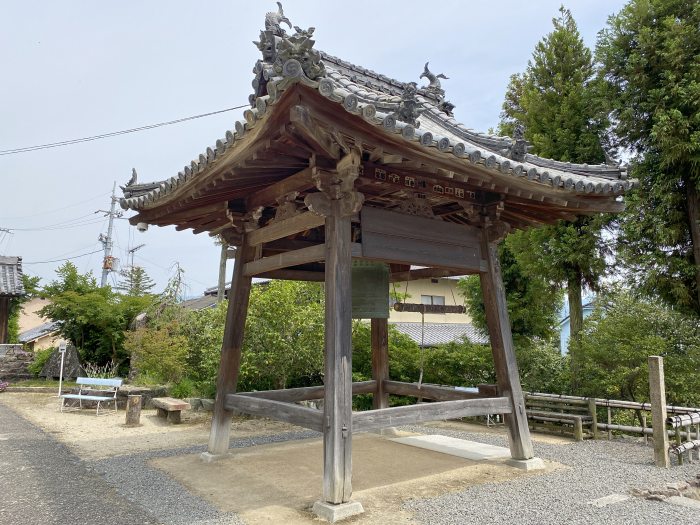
(597, 0, 700, 314)
(498, 8, 609, 382)
(115, 266, 156, 296)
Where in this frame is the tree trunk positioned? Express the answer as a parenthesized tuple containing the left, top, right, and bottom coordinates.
(686, 183, 700, 313)
(567, 271, 584, 392)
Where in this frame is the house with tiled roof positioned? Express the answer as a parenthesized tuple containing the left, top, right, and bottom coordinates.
(0, 256, 24, 344)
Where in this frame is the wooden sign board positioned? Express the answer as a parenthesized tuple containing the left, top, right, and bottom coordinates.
(351, 261, 390, 319)
(393, 303, 466, 314)
(360, 207, 482, 271)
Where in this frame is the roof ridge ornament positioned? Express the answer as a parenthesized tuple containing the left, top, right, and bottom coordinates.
(419, 62, 455, 116)
(420, 62, 448, 93)
(394, 82, 423, 127)
(265, 2, 291, 37)
(505, 124, 529, 162)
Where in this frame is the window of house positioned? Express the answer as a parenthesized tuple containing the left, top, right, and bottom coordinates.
(421, 295, 445, 306)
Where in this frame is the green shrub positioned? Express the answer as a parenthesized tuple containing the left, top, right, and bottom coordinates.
(170, 378, 195, 398)
(125, 324, 188, 384)
(28, 347, 55, 377)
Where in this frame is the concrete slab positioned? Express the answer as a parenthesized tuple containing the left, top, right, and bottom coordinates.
(153, 433, 542, 525)
(587, 493, 631, 507)
(506, 457, 546, 471)
(312, 500, 364, 523)
(390, 434, 511, 461)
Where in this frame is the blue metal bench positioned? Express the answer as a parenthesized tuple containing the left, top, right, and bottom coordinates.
(60, 377, 122, 416)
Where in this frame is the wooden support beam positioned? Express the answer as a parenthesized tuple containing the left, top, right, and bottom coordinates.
(237, 381, 377, 402)
(206, 240, 255, 456)
(389, 267, 469, 282)
(353, 397, 512, 432)
(246, 167, 314, 210)
(479, 224, 534, 460)
(323, 200, 353, 504)
(383, 381, 484, 402)
(289, 105, 341, 160)
(371, 319, 389, 410)
(244, 244, 325, 277)
(246, 211, 325, 246)
(649, 356, 670, 468)
(256, 269, 326, 282)
(226, 394, 323, 432)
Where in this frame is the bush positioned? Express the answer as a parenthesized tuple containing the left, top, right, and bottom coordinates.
(28, 347, 55, 377)
(571, 288, 700, 405)
(125, 323, 189, 384)
(170, 378, 195, 398)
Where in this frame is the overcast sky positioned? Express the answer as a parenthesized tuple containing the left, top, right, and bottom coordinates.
(1, 0, 627, 296)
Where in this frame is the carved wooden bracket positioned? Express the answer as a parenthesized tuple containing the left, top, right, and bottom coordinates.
(243, 206, 264, 233)
(272, 191, 301, 222)
(482, 217, 511, 243)
(304, 148, 364, 217)
(399, 196, 437, 219)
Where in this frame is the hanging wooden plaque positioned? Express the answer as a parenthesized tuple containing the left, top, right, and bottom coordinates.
(351, 261, 390, 319)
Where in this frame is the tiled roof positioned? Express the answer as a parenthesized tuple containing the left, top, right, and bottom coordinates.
(391, 322, 488, 347)
(120, 8, 633, 215)
(19, 321, 61, 344)
(0, 256, 24, 297)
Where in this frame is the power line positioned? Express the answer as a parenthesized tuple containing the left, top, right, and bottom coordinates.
(0, 104, 249, 156)
(0, 191, 110, 220)
(24, 249, 103, 265)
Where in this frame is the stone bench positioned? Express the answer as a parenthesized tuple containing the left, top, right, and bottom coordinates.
(152, 397, 191, 424)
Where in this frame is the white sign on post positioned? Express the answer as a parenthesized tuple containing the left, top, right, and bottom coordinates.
(58, 342, 67, 398)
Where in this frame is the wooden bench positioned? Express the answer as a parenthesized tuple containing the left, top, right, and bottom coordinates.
(525, 394, 597, 441)
(152, 397, 191, 424)
(60, 377, 122, 416)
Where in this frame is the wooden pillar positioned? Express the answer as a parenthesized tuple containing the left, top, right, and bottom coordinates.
(0, 296, 10, 345)
(125, 395, 142, 427)
(648, 355, 670, 468)
(205, 240, 255, 457)
(371, 318, 389, 410)
(479, 222, 534, 460)
(322, 201, 354, 504)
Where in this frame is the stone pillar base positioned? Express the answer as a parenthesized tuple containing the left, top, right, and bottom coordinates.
(312, 500, 364, 523)
(506, 457, 546, 471)
(200, 451, 230, 463)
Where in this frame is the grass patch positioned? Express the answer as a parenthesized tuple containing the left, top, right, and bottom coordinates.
(9, 379, 77, 388)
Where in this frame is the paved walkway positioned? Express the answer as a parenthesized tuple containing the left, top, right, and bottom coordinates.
(0, 403, 159, 525)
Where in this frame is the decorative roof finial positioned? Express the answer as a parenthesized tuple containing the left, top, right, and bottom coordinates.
(394, 82, 423, 127)
(265, 2, 292, 37)
(127, 168, 137, 187)
(509, 124, 529, 162)
(420, 62, 448, 91)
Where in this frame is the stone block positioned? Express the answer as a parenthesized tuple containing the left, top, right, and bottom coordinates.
(312, 500, 364, 523)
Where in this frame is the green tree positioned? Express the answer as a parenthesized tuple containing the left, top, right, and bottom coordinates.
(458, 241, 563, 346)
(571, 288, 700, 406)
(596, 0, 700, 314)
(498, 7, 610, 377)
(7, 273, 40, 343)
(41, 262, 151, 368)
(115, 266, 156, 296)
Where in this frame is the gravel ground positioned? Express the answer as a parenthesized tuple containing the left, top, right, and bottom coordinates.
(5, 399, 699, 525)
(401, 425, 700, 525)
(0, 403, 158, 525)
(92, 430, 320, 525)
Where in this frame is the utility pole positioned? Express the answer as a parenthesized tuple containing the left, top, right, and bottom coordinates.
(97, 182, 121, 287)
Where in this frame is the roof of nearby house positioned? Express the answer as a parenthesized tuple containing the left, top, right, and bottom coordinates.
(18, 321, 61, 344)
(180, 295, 219, 311)
(0, 256, 24, 297)
(391, 322, 488, 347)
(118, 5, 634, 240)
